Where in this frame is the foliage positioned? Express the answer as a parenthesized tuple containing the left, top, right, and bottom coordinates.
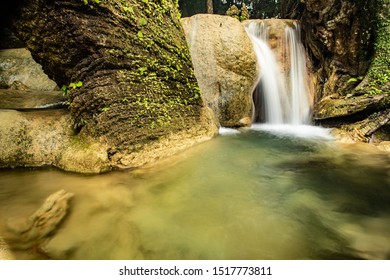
(61, 81, 83, 96)
(366, 0, 390, 95)
(178, 0, 281, 18)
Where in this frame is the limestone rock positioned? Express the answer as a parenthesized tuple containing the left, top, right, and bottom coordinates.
(0, 48, 57, 91)
(57, 139, 111, 174)
(181, 14, 258, 127)
(0, 109, 111, 173)
(2, 190, 73, 254)
(0, 109, 71, 168)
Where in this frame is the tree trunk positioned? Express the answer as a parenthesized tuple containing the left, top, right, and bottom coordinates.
(207, 0, 214, 14)
(5, 0, 217, 166)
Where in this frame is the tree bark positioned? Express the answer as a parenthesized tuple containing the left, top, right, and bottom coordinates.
(5, 0, 216, 165)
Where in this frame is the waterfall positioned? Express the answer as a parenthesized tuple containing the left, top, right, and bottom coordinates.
(245, 21, 312, 126)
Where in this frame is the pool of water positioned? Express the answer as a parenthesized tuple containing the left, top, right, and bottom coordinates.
(1, 128, 389, 260)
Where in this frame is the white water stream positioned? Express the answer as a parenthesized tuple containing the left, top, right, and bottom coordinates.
(241, 21, 330, 139)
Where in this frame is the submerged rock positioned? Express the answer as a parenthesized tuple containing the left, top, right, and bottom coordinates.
(0, 237, 14, 260)
(181, 14, 258, 127)
(2, 190, 73, 257)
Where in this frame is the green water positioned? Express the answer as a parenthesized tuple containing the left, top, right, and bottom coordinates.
(1, 129, 390, 260)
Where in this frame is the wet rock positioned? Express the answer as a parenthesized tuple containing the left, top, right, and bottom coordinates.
(2, 190, 73, 256)
(181, 14, 258, 127)
(292, 0, 378, 98)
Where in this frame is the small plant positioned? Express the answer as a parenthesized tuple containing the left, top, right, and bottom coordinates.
(347, 77, 358, 83)
(139, 18, 147, 26)
(139, 67, 148, 75)
(69, 81, 83, 89)
(61, 81, 83, 96)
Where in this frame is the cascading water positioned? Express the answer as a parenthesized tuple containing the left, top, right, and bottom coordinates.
(245, 20, 332, 139)
(246, 20, 311, 125)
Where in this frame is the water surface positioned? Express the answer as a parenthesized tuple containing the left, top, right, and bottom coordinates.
(1, 129, 389, 260)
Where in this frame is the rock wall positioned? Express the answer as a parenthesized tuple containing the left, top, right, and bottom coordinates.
(282, 0, 390, 142)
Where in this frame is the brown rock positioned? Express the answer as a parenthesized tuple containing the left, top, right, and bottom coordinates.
(2, 190, 73, 254)
(181, 14, 258, 128)
(0, 48, 58, 91)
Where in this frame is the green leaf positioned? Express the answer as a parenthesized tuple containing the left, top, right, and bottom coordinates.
(347, 77, 358, 83)
(137, 31, 143, 38)
(123, 6, 133, 13)
(139, 67, 148, 75)
(69, 81, 83, 89)
(140, 18, 147, 26)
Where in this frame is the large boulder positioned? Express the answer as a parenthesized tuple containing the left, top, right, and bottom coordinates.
(181, 14, 258, 127)
(0, 109, 110, 173)
(3, 0, 218, 169)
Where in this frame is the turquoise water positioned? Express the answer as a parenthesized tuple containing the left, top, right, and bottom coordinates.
(0, 128, 389, 259)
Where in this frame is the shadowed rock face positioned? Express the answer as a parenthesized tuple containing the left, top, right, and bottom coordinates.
(181, 14, 258, 128)
(291, 0, 379, 100)
(2, 0, 218, 168)
(281, 0, 389, 142)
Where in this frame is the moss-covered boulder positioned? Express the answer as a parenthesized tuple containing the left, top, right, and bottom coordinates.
(2, 0, 218, 169)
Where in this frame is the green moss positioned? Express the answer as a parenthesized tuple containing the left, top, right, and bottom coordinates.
(366, 1, 390, 94)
